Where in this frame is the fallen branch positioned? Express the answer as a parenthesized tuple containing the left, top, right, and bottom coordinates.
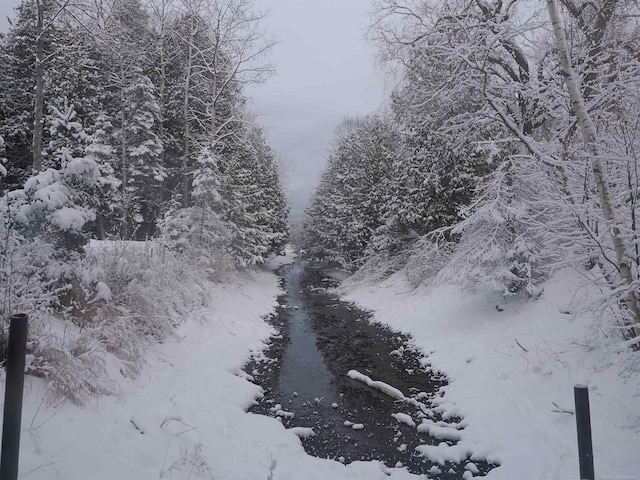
(347, 369, 406, 400)
(551, 402, 574, 415)
(130, 417, 146, 434)
(515, 338, 529, 353)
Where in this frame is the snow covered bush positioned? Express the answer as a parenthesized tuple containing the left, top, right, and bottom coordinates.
(0, 155, 121, 403)
(26, 317, 119, 404)
(1, 234, 228, 404)
(436, 159, 560, 297)
(0, 158, 104, 318)
(344, 236, 454, 289)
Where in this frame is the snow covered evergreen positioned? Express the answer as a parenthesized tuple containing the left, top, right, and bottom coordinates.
(0, 0, 288, 405)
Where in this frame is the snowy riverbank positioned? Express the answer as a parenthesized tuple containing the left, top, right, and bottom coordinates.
(4, 250, 639, 479)
(342, 267, 640, 480)
(2, 252, 418, 480)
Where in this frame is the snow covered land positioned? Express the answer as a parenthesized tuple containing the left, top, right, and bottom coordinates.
(0, 251, 413, 480)
(342, 267, 640, 479)
(2, 248, 637, 479)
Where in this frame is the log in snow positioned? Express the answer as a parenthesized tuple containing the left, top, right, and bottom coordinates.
(347, 369, 406, 400)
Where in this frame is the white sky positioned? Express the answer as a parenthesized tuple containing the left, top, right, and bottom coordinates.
(0, 0, 388, 220)
(0, 0, 20, 33)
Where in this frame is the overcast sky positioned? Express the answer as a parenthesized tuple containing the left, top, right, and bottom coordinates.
(0, 0, 19, 33)
(249, 0, 388, 219)
(0, 0, 388, 220)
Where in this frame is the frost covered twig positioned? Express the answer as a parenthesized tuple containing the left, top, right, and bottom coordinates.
(160, 416, 198, 435)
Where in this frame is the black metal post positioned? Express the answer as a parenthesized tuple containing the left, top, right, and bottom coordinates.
(1, 314, 29, 480)
(574, 384, 595, 480)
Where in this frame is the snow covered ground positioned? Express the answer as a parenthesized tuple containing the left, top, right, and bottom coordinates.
(3, 249, 639, 479)
(342, 267, 640, 480)
(1, 250, 416, 480)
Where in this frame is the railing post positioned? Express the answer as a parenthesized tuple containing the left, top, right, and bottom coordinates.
(1, 314, 29, 480)
(574, 384, 595, 480)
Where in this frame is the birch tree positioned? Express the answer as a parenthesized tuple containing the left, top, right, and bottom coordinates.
(546, 0, 640, 338)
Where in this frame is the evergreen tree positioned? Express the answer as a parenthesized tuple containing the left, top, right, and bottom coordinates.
(84, 113, 120, 239)
(0, 0, 40, 187)
(302, 116, 396, 269)
(221, 124, 288, 266)
(161, 143, 229, 258)
(45, 103, 88, 170)
(0, 0, 104, 187)
(95, 0, 165, 238)
(120, 69, 166, 239)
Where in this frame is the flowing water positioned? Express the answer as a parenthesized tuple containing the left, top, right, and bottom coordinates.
(245, 262, 496, 478)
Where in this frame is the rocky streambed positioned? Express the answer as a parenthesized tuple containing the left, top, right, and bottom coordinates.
(244, 262, 497, 478)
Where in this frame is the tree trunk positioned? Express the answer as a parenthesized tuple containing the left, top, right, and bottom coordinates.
(210, 32, 219, 138)
(32, 0, 46, 173)
(211, 73, 217, 137)
(159, 29, 167, 203)
(120, 63, 128, 239)
(182, 27, 193, 207)
(546, 0, 640, 338)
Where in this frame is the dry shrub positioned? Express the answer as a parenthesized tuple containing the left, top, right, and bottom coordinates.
(12, 239, 232, 405)
(26, 317, 119, 405)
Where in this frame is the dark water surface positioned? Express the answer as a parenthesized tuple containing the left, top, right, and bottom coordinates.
(245, 262, 496, 478)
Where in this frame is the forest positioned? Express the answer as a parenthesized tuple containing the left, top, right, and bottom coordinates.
(0, 0, 289, 403)
(0, 0, 638, 477)
(302, 0, 640, 353)
(0, 0, 638, 401)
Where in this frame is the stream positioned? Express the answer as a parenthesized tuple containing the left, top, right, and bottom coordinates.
(245, 262, 496, 478)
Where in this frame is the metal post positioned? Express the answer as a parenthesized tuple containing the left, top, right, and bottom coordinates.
(574, 384, 595, 480)
(1, 314, 29, 480)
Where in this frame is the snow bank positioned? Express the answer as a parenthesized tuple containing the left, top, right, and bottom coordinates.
(415, 443, 472, 466)
(343, 267, 640, 479)
(263, 244, 297, 271)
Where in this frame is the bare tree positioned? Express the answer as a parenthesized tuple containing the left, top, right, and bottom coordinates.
(148, 0, 180, 180)
(546, 0, 640, 338)
(175, 0, 276, 205)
